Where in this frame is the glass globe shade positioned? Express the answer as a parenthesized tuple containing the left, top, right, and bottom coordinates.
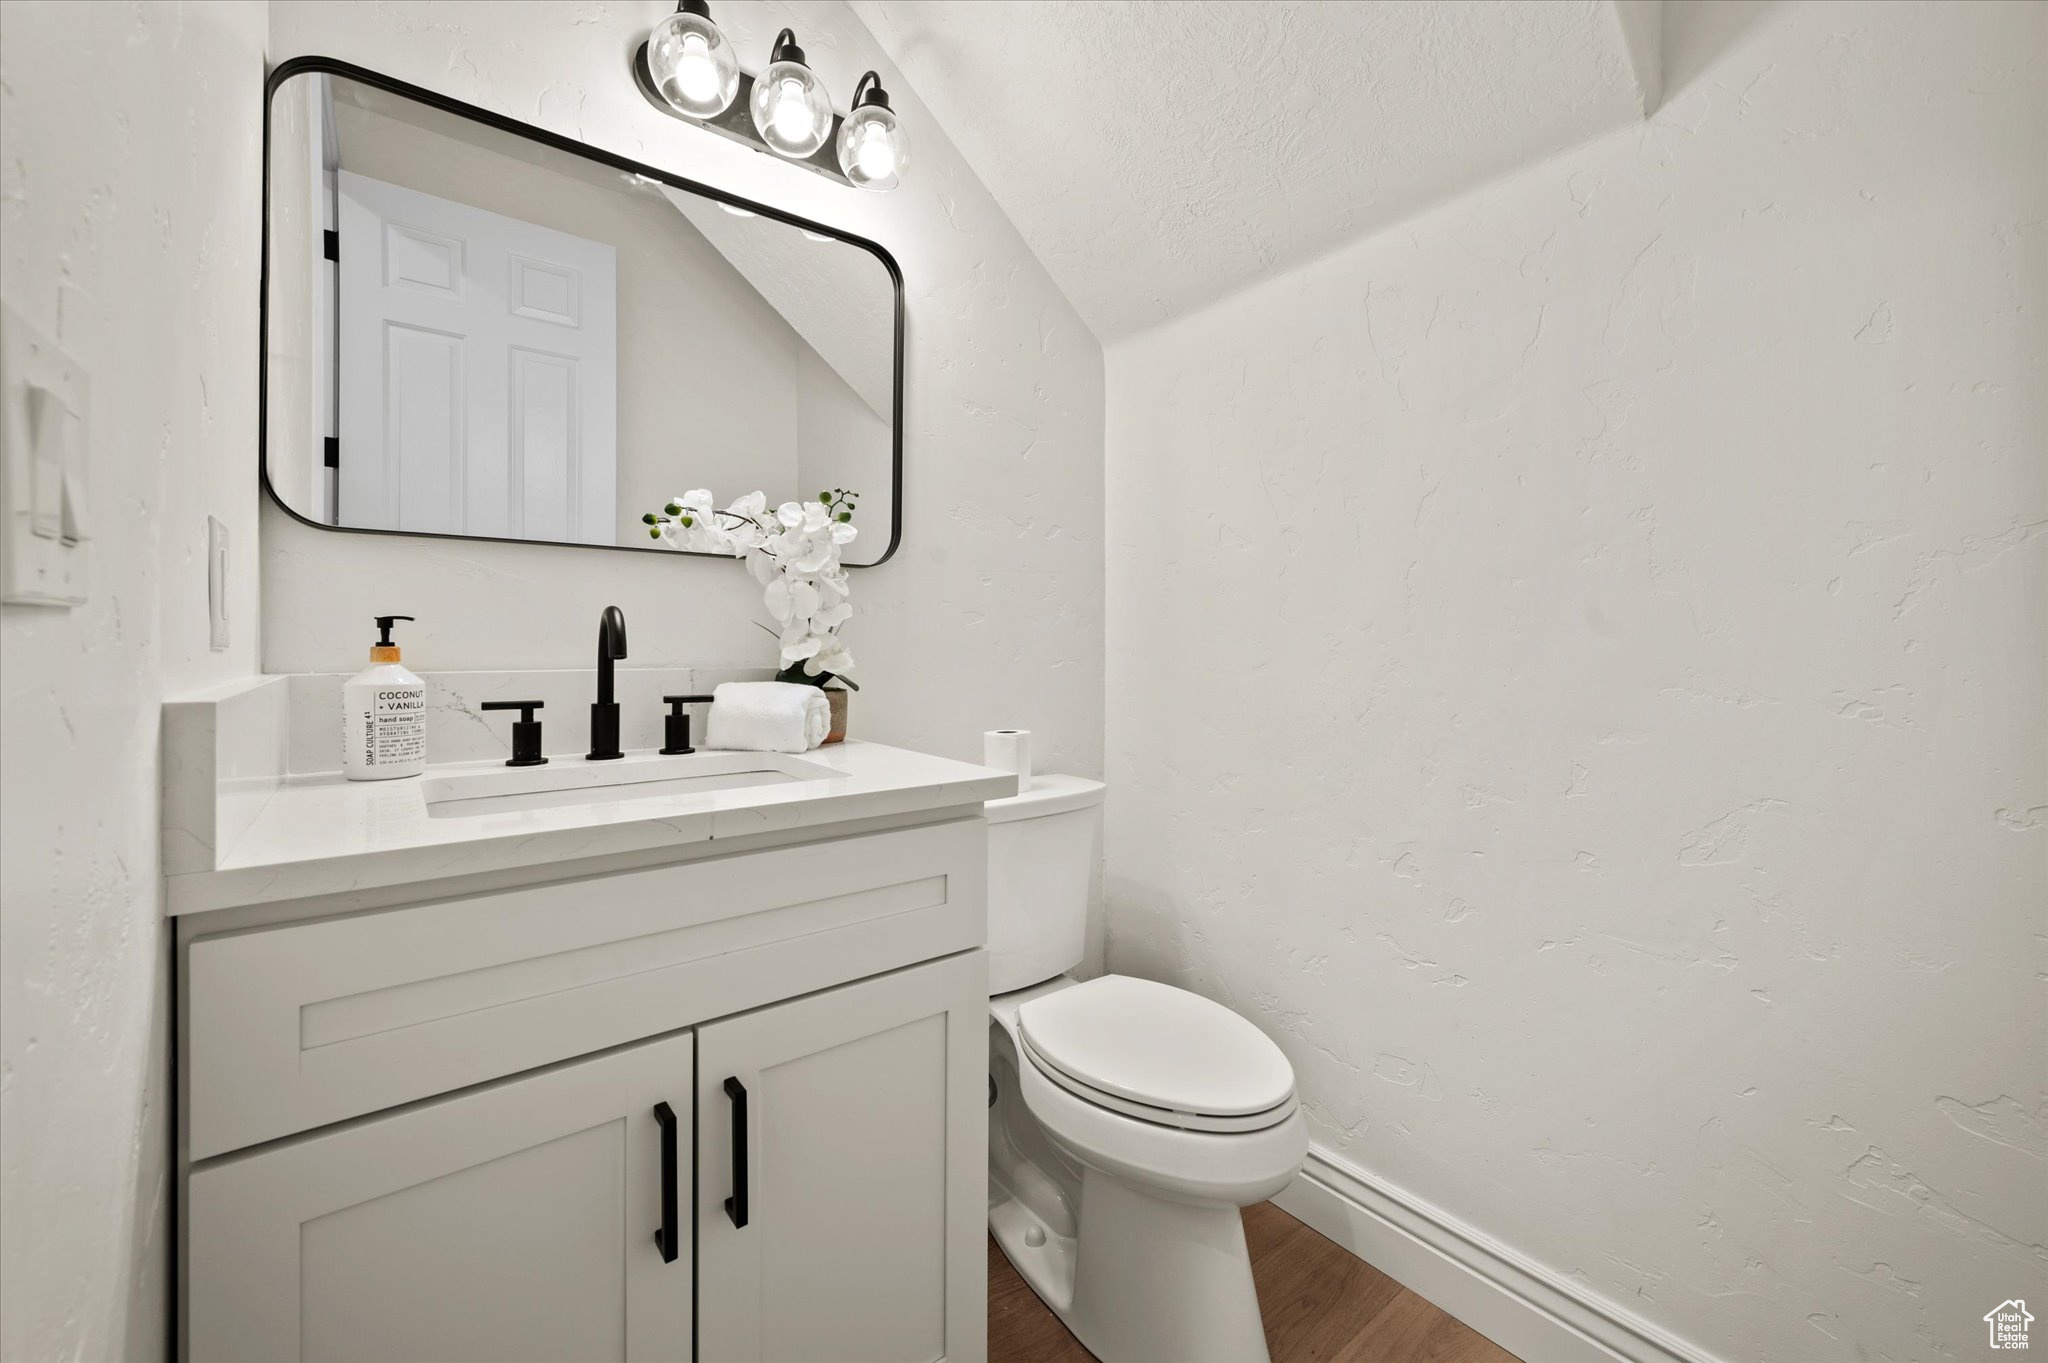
(646, 10, 738, 118)
(837, 103, 906, 191)
(750, 60, 832, 158)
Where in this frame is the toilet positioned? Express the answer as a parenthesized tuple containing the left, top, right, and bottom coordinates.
(985, 775, 1307, 1363)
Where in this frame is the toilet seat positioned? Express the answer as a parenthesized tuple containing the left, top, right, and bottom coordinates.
(1018, 976, 1297, 1133)
(1021, 1033, 1298, 1133)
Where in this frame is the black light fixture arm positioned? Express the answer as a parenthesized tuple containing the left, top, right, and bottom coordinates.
(852, 70, 890, 111)
(769, 27, 803, 65)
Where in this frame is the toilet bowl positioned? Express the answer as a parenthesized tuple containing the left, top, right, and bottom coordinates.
(985, 777, 1306, 1363)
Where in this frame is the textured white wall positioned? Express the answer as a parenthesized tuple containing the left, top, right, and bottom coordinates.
(0, 3, 267, 1359)
(1105, 3, 2046, 1360)
(262, 0, 1106, 788)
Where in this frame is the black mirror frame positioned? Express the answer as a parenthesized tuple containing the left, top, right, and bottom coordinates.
(259, 55, 905, 568)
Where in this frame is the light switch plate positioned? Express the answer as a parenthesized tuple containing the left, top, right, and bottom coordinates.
(0, 303, 90, 607)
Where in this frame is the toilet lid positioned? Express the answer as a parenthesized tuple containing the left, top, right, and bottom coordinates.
(1017, 976, 1295, 1119)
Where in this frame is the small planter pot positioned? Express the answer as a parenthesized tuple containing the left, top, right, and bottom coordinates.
(824, 688, 849, 744)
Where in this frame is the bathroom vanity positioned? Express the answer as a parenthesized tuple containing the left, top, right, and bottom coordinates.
(165, 678, 1010, 1362)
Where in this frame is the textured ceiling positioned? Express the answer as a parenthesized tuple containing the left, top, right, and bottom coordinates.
(849, 0, 1657, 341)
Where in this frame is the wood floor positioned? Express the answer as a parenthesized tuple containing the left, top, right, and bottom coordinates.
(988, 1201, 1521, 1363)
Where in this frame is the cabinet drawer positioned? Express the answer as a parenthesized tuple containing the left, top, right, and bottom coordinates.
(185, 818, 986, 1158)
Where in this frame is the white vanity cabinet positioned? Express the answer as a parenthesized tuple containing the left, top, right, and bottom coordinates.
(177, 811, 994, 1363)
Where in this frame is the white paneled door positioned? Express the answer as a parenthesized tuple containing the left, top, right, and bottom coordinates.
(336, 170, 617, 543)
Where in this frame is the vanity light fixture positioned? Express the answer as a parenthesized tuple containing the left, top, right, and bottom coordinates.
(838, 72, 907, 191)
(630, 5, 904, 190)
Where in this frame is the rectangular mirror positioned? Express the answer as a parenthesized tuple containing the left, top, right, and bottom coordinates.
(264, 60, 901, 566)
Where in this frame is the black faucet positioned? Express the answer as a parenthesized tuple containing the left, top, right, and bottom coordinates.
(587, 605, 628, 760)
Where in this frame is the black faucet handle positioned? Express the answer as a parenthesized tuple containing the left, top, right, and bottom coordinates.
(660, 695, 716, 755)
(481, 700, 548, 767)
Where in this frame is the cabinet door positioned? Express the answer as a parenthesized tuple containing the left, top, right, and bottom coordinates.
(187, 1032, 694, 1363)
(697, 951, 988, 1363)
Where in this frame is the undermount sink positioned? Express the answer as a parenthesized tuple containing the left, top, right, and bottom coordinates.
(423, 751, 843, 819)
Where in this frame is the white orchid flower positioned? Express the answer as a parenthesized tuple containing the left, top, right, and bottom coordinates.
(764, 577, 796, 623)
(779, 627, 824, 664)
(790, 537, 834, 574)
(653, 488, 859, 683)
(806, 642, 854, 676)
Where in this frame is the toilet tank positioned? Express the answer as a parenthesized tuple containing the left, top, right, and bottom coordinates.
(984, 775, 1106, 994)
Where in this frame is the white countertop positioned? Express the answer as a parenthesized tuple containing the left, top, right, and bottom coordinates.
(166, 739, 1018, 916)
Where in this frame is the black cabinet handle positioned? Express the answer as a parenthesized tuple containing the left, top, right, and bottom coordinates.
(723, 1076, 749, 1229)
(652, 1101, 679, 1263)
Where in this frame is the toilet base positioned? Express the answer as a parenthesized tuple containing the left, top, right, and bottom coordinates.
(995, 1167, 1270, 1363)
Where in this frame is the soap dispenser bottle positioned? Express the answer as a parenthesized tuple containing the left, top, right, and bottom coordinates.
(343, 615, 427, 781)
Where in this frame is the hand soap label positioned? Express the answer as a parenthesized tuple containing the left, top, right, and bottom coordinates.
(360, 689, 425, 768)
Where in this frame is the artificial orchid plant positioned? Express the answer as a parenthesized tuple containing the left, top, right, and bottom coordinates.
(644, 488, 861, 690)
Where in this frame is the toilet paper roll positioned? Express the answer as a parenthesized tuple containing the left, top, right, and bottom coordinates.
(984, 729, 1031, 784)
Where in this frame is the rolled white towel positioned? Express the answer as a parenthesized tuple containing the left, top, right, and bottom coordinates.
(704, 681, 830, 753)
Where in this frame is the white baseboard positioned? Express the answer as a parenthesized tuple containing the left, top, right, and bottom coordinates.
(1272, 1147, 1717, 1363)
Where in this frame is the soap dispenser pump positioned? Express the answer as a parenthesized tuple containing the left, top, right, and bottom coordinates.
(343, 615, 427, 781)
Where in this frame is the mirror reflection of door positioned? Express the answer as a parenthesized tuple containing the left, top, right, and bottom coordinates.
(336, 172, 619, 544)
(265, 68, 902, 564)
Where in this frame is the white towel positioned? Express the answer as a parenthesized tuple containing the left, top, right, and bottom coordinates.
(704, 681, 830, 753)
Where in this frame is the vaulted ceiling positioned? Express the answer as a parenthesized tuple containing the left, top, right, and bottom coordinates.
(850, 0, 1661, 343)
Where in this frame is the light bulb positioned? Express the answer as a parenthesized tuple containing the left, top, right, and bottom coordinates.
(675, 35, 718, 103)
(837, 75, 906, 191)
(855, 126, 897, 179)
(749, 30, 833, 158)
(645, 4, 739, 119)
(771, 79, 813, 141)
